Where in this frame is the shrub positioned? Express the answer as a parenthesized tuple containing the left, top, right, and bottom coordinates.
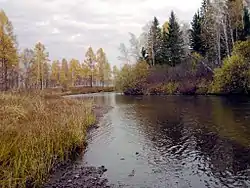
(210, 55, 250, 94)
(163, 82, 179, 94)
(115, 60, 149, 94)
(232, 40, 250, 61)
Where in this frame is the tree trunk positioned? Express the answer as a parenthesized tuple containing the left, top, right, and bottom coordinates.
(217, 27, 221, 65)
(228, 17, 235, 47)
(222, 22, 230, 57)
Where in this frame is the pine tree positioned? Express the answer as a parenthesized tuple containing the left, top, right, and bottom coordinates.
(167, 11, 185, 67)
(190, 11, 206, 55)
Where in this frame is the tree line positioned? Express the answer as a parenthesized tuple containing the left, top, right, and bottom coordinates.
(116, 0, 250, 95)
(0, 10, 117, 91)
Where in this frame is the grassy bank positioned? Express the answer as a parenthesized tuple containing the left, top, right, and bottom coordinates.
(0, 93, 95, 187)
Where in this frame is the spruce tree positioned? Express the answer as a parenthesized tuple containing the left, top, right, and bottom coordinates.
(243, 7, 250, 40)
(162, 29, 170, 64)
(147, 17, 163, 65)
(190, 11, 205, 55)
(167, 11, 185, 67)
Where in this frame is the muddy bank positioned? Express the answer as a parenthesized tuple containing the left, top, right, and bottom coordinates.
(43, 165, 112, 188)
(43, 105, 114, 188)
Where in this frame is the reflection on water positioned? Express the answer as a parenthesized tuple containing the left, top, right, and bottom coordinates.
(74, 93, 250, 188)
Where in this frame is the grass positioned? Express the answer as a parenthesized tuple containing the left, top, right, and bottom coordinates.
(0, 92, 95, 188)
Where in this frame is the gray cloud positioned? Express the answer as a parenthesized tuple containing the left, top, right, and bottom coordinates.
(1, 0, 202, 66)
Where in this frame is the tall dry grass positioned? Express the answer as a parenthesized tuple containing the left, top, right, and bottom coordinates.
(0, 93, 95, 187)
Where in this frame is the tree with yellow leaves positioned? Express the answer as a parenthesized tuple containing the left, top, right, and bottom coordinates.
(32, 42, 49, 90)
(20, 48, 34, 89)
(96, 48, 107, 87)
(85, 47, 96, 87)
(51, 60, 60, 87)
(60, 58, 69, 87)
(0, 10, 18, 91)
(81, 62, 91, 86)
(69, 58, 81, 86)
(104, 61, 112, 86)
(112, 65, 119, 86)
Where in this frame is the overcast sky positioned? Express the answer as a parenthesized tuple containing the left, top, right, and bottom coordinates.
(0, 0, 202, 67)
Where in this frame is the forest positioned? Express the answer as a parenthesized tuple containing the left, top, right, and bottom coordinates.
(0, 10, 116, 92)
(115, 0, 250, 95)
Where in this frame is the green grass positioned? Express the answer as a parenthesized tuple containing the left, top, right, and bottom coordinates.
(0, 93, 95, 187)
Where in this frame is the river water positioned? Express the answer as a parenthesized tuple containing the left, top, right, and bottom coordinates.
(74, 93, 250, 188)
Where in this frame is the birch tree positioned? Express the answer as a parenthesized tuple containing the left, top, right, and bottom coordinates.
(69, 59, 81, 86)
(96, 48, 107, 86)
(128, 32, 141, 62)
(20, 48, 34, 89)
(51, 60, 60, 87)
(118, 43, 130, 64)
(85, 47, 96, 87)
(60, 58, 69, 87)
(33, 42, 49, 90)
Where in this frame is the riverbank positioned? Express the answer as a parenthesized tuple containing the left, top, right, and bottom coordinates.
(44, 86, 115, 96)
(0, 93, 96, 187)
(122, 83, 250, 96)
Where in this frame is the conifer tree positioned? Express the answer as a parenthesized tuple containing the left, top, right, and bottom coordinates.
(243, 7, 250, 39)
(190, 11, 205, 55)
(167, 11, 185, 66)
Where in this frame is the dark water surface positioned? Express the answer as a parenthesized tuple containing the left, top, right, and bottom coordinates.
(74, 93, 250, 188)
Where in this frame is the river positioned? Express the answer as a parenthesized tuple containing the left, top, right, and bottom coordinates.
(74, 93, 250, 188)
